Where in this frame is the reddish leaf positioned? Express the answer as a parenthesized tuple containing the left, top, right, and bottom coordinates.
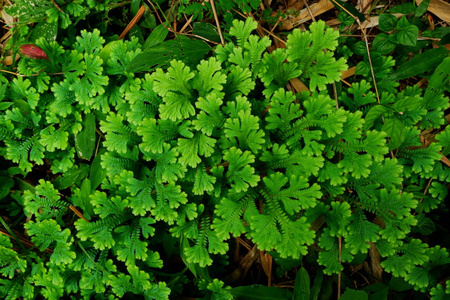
(19, 44, 49, 60)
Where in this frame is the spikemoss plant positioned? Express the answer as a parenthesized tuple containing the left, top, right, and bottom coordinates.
(1, 18, 450, 299)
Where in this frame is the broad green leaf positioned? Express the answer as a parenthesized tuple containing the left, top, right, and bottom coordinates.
(90, 149, 107, 191)
(389, 3, 415, 14)
(75, 113, 96, 160)
(293, 267, 310, 300)
(413, 214, 436, 236)
(389, 276, 413, 292)
(396, 22, 419, 46)
(0, 176, 14, 200)
(192, 22, 221, 43)
(143, 24, 169, 49)
(127, 37, 210, 72)
(378, 14, 398, 32)
(372, 33, 396, 54)
(382, 117, 406, 150)
(29, 21, 58, 42)
(363, 105, 390, 129)
(230, 285, 293, 300)
(424, 57, 450, 105)
(332, 0, 365, 23)
(310, 269, 323, 300)
(340, 288, 368, 300)
(415, 0, 429, 17)
(439, 32, 450, 45)
(53, 164, 90, 189)
(79, 178, 94, 219)
(379, 47, 448, 84)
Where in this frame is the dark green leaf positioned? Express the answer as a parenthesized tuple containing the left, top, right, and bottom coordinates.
(15, 178, 36, 193)
(127, 37, 210, 73)
(363, 283, 389, 299)
(293, 267, 310, 300)
(414, 214, 436, 235)
(389, 276, 413, 292)
(79, 178, 94, 220)
(439, 33, 450, 45)
(372, 33, 396, 54)
(424, 57, 450, 105)
(389, 3, 416, 14)
(140, 13, 157, 29)
(379, 47, 449, 84)
(352, 41, 367, 56)
(364, 105, 390, 130)
(192, 22, 221, 43)
(340, 288, 368, 300)
(7, 167, 26, 177)
(331, 0, 365, 22)
(397, 23, 419, 46)
(230, 285, 292, 300)
(378, 14, 398, 32)
(143, 24, 169, 49)
(415, 0, 429, 17)
(271, 251, 302, 273)
(53, 164, 89, 190)
(355, 61, 369, 76)
(89, 149, 107, 191)
(396, 16, 410, 30)
(0, 176, 14, 200)
(29, 21, 58, 42)
(310, 269, 323, 300)
(382, 117, 406, 150)
(75, 113, 96, 160)
(130, 0, 142, 15)
(338, 10, 355, 26)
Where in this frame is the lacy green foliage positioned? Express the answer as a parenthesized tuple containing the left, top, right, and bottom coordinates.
(6, 0, 113, 30)
(0, 17, 449, 299)
(178, 0, 261, 20)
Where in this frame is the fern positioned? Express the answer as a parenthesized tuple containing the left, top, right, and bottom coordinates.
(1, 16, 449, 299)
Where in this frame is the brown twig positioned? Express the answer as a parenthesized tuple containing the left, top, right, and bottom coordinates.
(69, 205, 90, 222)
(0, 69, 64, 77)
(51, 0, 65, 14)
(330, 0, 380, 104)
(118, 5, 146, 40)
(302, 0, 316, 22)
(208, 0, 225, 46)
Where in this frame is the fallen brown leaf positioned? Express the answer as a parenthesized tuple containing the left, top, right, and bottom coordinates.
(278, 0, 335, 30)
(416, 0, 450, 23)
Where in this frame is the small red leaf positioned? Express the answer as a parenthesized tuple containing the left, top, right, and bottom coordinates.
(19, 44, 49, 60)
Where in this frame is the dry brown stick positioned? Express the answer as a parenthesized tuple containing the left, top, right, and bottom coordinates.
(0, 69, 64, 77)
(208, 0, 225, 45)
(179, 1, 207, 33)
(179, 15, 195, 34)
(145, 0, 175, 34)
(302, 0, 316, 22)
(51, 0, 65, 14)
(232, 9, 286, 44)
(0, 228, 53, 253)
(118, 5, 146, 40)
(69, 205, 90, 222)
